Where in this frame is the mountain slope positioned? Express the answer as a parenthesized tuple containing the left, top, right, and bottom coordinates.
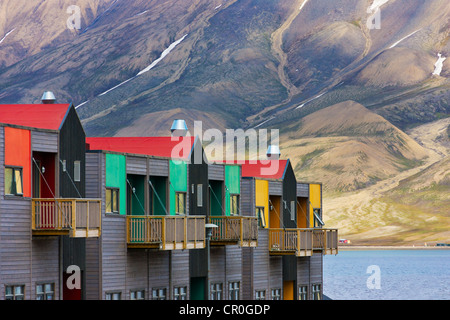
(1, 0, 448, 135)
(279, 100, 428, 192)
(323, 118, 450, 245)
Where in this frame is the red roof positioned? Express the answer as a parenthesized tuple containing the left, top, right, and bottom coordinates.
(86, 136, 196, 159)
(0, 104, 71, 130)
(213, 159, 289, 180)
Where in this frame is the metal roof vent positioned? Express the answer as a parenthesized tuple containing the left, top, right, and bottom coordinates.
(41, 91, 56, 104)
(266, 145, 281, 159)
(170, 119, 188, 137)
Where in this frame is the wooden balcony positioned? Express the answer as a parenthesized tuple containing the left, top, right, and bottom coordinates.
(32, 198, 101, 238)
(268, 228, 338, 256)
(313, 228, 339, 255)
(127, 215, 205, 250)
(209, 216, 258, 247)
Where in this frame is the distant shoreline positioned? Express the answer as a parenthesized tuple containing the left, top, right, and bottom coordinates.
(338, 245, 450, 251)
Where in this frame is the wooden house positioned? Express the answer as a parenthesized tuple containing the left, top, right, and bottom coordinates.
(191, 160, 258, 300)
(240, 159, 338, 300)
(0, 99, 101, 300)
(84, 136, 206, 300)
(0, 98, 336, 300)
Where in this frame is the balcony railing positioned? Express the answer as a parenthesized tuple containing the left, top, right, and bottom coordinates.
(268, 228, 338, 256)
(32, 198, 101, 238)
(209, 216, 258, 247)
(127, 215, 205, 250)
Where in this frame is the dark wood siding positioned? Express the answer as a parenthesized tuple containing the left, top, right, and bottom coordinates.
(148, 158, 168, 176)
(84, 152, 104, 300)
(208, 164, 224, 181)
(297, 256, 311, 289)
(310, 252, 323, 286)
(190, 248, 207, 278)
(101, 214, 127, 298)
(171, 250, 190, 298)
(209, 246, 226, 292)
(126, 249, 148, 299)
(282, 256, 297, 283)
(268, 180, 282, 196)
(31, 131, 58, 153)
(148, 251, 170, 298)
(282, 161, 297, 228)
(85, 238, 100, 300)
(0, 197, 33, 299)
(254, 230, 270, 296)
(269, 255, 282, 298)
(226, 246, 242, 298)
(296, 183, 309, 198)
(85, 152, 103, 199)
(59, 105, 87, 298)
(126, 156, 146, 175)
(240, 178, 254, 217)
(32, 238, 60, 299)
(188, 140, 208, 217)
(59, 105, 85, 198)
(282, 161, 297, 293)
(189, 141, 209, 279)
(241, 247, 253, 299)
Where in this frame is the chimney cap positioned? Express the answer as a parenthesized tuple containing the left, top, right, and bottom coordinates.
(171, 119, 188, 136)
(266, 145, 281, 158)
(41, 91, 56, 104)
(171, 119, 188, 132)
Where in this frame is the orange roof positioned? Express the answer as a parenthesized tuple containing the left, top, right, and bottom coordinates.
(86, 136, 197, 160)
(0, 104, 71, 130)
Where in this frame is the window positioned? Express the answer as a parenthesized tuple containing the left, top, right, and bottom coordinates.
(130, 289, 145, 300)
(256, 207, 266, 228)
(197, 184, 203, 207)
(230, 195, 239, 216)
(271, 288, 281, 300)
(210, 283, 223, 300)
(105, 292, 121, 300)
(5, 285, 25, 300)
(5, 167, 23, 196)
(74, 161, 81, 182)
(228, 281, 240, 300)
(298, 285, 308, 300)
(174, 286, 187, 300)
(290, 201, 295, 221)
(175, 192, 186, 215)
(36, 283, 54, 300)
(152, 288, 167, 300)
(106, 188, 119, 214)
(255, 290, 266, 300)
(312, 284, 321, 300)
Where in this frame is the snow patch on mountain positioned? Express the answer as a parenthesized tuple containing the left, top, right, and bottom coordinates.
(137, 34, 188, 75)
(77, 34, 188, 107)
(0, 29, 15, 44)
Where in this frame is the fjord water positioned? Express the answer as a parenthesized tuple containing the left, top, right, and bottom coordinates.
(323, 250, 450, 300)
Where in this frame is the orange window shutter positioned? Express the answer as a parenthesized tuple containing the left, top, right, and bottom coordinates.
(4, 127, 31, 197)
